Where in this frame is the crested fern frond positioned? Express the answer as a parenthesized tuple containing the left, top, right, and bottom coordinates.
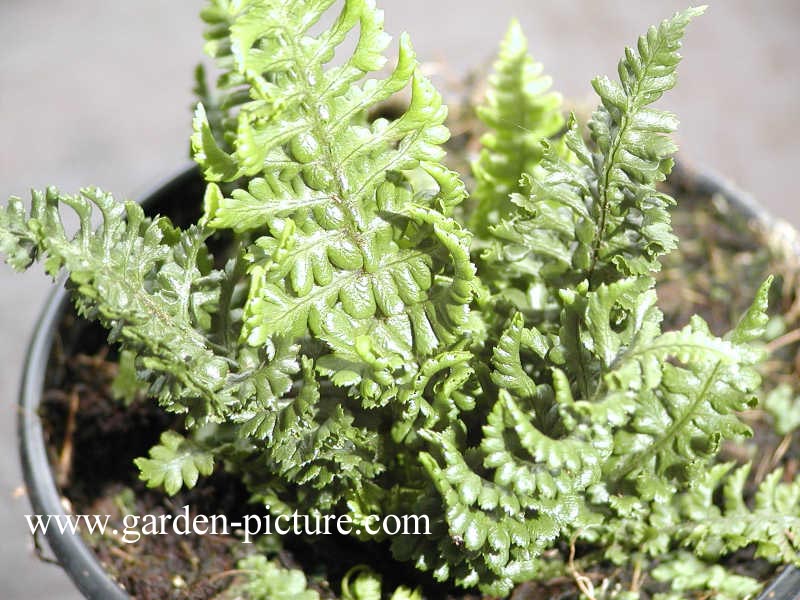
(418, 427, 559, 596)
(600, 461, 800, 570)
(0, 188, 313, 432)
(194, 0, 476, 407)
(235, 357, 384, 515)
(413, 386, 611, 593)
(604, 315, 764, 498)
(0, 188, 233, 422)
(483, 125, 589, 301)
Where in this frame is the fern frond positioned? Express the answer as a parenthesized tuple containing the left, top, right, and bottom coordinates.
(0, 188, 236, 422)
(586, 6, 705, 279)
(0, 188, 316, 437)
(677, 463, 800, 563)
(194, 0, 475, 407)
(600, 461, 800, 570)
(605, 317, 762, 499)
(482, 7, 703, 299)
(236, 356, 383, 512)
(471, 19, 564, 236)
(484, 126, 589, 299)
(418, 427, 557, 596)
(412, 385, 611, 593)
(615, 280, 769, 475)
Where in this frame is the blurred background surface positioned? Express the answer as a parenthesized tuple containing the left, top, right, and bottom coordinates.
(1, 1, 797, 597)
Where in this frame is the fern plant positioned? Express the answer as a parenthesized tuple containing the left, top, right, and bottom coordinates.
(2, 1, 798, 598)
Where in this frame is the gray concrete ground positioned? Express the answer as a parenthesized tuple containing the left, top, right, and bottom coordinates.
(1, 1, 798, 597)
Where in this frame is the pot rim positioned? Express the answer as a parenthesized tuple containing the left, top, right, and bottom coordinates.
(16, 162, 800, 600)
(671, 160, 800, 263)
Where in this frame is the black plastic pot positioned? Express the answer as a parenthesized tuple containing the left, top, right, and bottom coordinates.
(18, 166, 204, 600)
(17, 164, 800, 600)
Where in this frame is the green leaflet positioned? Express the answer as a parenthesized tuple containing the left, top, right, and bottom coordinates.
(134, 431, 214, 496)
(232, 555, 319, 600)
(489, 312, 546, 398)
